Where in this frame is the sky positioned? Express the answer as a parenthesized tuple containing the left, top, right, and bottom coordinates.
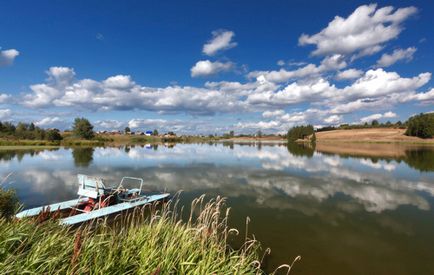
(0, 0, 433, 134)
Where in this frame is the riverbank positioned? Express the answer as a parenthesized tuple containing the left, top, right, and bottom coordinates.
(0, 195, 290, 274)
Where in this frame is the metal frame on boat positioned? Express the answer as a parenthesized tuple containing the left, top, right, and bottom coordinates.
(15, 174, 170, 225)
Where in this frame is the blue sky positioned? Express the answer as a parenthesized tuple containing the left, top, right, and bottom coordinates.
(1, 0, 433, 134)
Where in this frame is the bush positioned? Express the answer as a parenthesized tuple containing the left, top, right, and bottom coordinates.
(46, 129, 63, 141)
(405, 113, 434, 139)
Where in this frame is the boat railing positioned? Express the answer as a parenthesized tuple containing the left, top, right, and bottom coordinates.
(118, 177, 144, 195)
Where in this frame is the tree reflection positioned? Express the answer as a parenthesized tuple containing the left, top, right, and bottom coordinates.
(405, 148, 434, 172)
(287, 142, 315, 157)
(71, 147, 94, 167)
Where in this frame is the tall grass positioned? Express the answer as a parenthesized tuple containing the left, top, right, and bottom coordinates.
(0, 195, 299, 274)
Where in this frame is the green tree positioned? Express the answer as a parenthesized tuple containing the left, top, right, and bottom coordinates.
(405, 113, 434, 138)
(125, 127, 131, 134)
(72, 117, 95, 139)
(371, 120, 379, 126)
(46, 129, 63, 141)
(153, 129, 159, 136)
(229, 130, 234, 137)
(257, 130, 262, 138)
(287, 125, 314, 142)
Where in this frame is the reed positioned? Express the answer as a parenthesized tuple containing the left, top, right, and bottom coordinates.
(0, 195, 299, 274)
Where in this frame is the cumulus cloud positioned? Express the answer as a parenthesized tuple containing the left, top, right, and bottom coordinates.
(95, 120, 125, 129)
(0, 93, 11, 103)
(299, 4, 417, 57)
(191, 60, 234, 77)
(0, 48, 19, 66)
(248, 55, 347, 84)
(376, 47, 417, 67)
(248, 54, 346, 83)
(336, 69, 364, 80)
(324, 115, 342, 124)
(360, 111, 397, 123)
(0, 109, 12, 120)
(35, 117, 63, 127)
(262, 109, 285, 118)
(202, 30, 237, 56)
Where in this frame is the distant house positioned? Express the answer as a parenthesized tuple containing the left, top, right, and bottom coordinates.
(145, 130, 153, 136)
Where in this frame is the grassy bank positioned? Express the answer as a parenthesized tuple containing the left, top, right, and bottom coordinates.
(0, 194, 296, 274)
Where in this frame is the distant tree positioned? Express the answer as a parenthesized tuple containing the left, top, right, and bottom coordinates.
(124, 127, 131, 134)
(167, 131, 176, 136)
(46, 129, 63, 141)
(72, 117, 94, 140)
(287, 125, 314, 142)
(405, 113, 434, 138)
(229, 130, 234, 137)
(257, 130, 262, 138)
(153, 129, 159, 136)
(371, 120, 379, 126)
(396, 121, 402, 126)
(29, 123, 36, 131)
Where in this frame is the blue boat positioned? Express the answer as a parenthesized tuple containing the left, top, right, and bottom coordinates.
(15, 174, 170, 225)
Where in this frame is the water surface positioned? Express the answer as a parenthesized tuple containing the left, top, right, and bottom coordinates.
(1, 143, 434, 274)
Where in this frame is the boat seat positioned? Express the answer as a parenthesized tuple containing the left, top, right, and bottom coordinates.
(77, 174, 110, 199)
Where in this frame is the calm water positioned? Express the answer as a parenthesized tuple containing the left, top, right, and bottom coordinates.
(1, 143, 434, 274)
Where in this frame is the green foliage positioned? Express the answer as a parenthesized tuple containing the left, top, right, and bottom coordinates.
(124, 127, 131, 134)
(0, 188, 18, 219)
(287, 125, 314, 142)
(46, 129, 63, 142)
(0, 121, 55, 141)
(405, 113, 434, 139)
(371, 120, 379, 126)
(153, 129, 158, 136)
(72, 118, 95, 140)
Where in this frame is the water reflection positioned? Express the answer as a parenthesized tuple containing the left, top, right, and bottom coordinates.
(71, 147, 94, 167)
(1, 143, 434, 274)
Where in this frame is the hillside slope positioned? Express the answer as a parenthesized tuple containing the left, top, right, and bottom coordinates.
(316, 128, 434, 143)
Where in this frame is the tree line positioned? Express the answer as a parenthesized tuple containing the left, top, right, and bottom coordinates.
(0, 121, 62, 141)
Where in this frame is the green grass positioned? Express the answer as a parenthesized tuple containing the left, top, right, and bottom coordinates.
(0, 195, 298, 274)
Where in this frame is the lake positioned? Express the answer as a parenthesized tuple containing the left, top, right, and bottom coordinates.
(1, 142, 434, 274)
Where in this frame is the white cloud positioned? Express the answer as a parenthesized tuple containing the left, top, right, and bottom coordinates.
(277, 60, 285, 66)
(95, 120, 125, 129)
(0, 109, 12, 120)
(262, 110, 285, 118)
(35, 117, 63, 127)
(324, 115, 342, 124)
(248, 54, 346, 83)
(202, 30, 237, 56)
(299, 4, 417, 57)
(360, 111, 396, 123)
(342, 69, 430, 101)
(0, 93, 11, 103)
(336, 69, 363, 80)
(376, 47, 417, 67)
(383, 111, 397, 118)
(0, 48, 19, 66)
(191, 60, 233, 77)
